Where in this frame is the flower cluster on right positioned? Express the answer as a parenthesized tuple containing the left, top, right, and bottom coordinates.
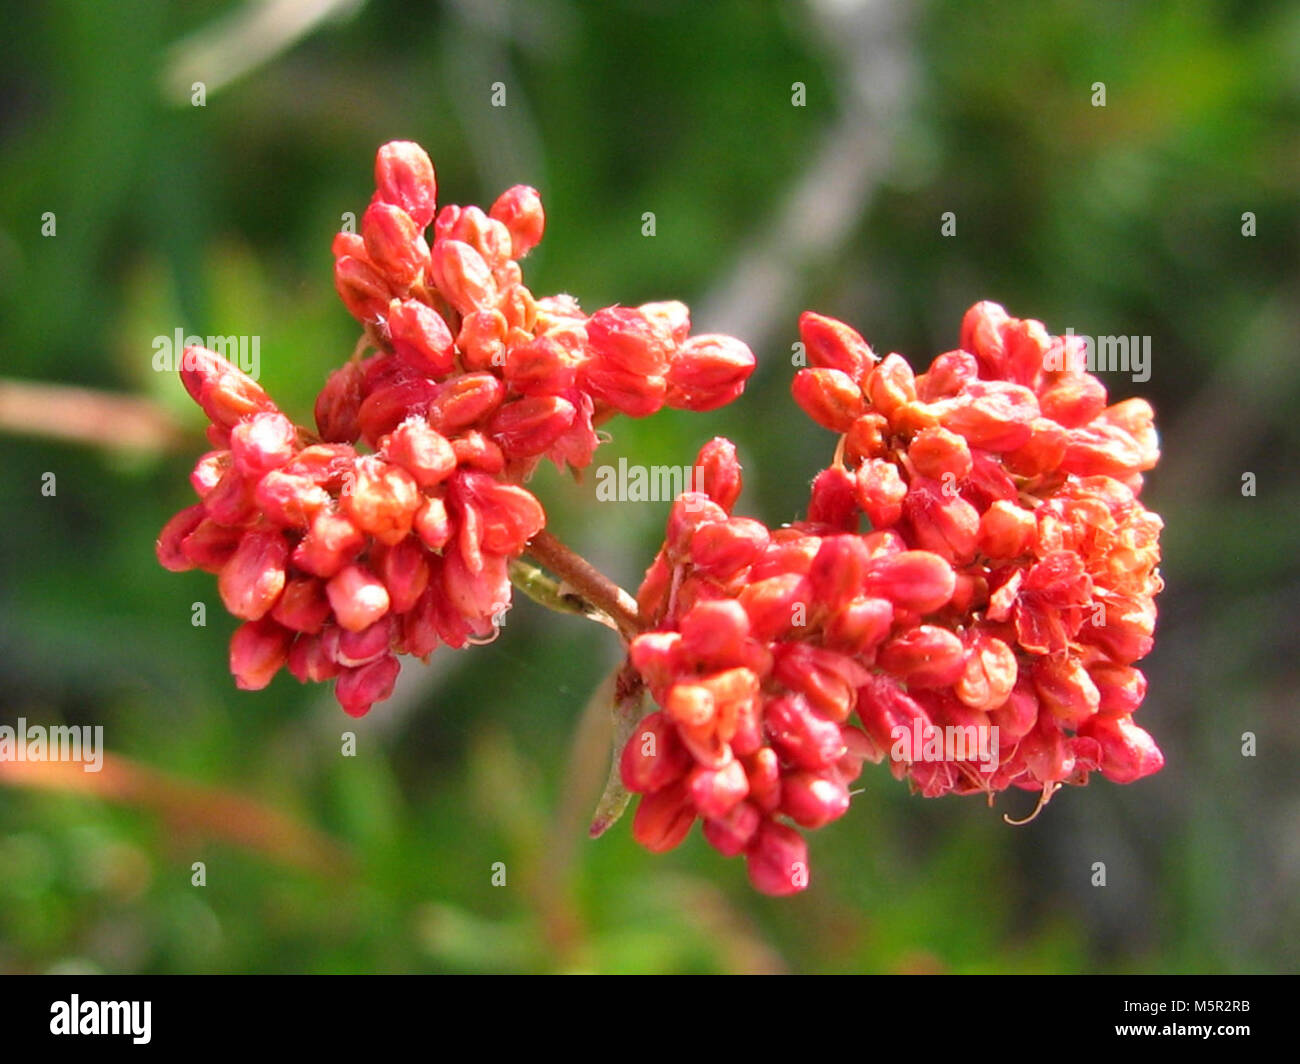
(620, 302, 1165, 895)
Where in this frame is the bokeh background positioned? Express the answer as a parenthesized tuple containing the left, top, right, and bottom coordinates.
(1, 0, 1297, 974)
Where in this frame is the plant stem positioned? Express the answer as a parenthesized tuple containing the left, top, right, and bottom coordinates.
(522, 530, 642, 641)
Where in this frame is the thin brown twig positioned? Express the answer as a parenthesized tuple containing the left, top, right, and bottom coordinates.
(523, 529, 642, 641)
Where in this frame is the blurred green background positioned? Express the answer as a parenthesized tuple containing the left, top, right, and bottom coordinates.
(1, 0, 1296, 974)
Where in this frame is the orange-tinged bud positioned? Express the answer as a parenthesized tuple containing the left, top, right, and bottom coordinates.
(867, 353, 918, 424)
(327, 563, 391, 632)
(293, 509, 365, 578)
(823, 595, 894, 655)
(343, 456, 421, 545)
(908, 426, 971, 481)
(333, 255, 393, 323)
(229, 618, 293, 690)
(387, 298, 455, 377)
(429, 239, 496, 316)
(414, 495, 452, 551)
(427, 372, 505, 434)
(488, 184, 545, 257)
(382, 416, 456, 488)
(679, 600, 751, 667)
(917, 349, 978, 401)
(792, 367, 864, 432)
(362, 202, 429, 286)
(488, 394, 576, 458)
(798, 310, 875, 382)
(955, 631, 1017, 711)
(179, 346, 277, 429)
(666, 334, 755, 411)
(1034, 654, 1100, 728)
(374, 140, 437, 229)
(854, 458, 907, 530)
(695, 437, 742, 512)
(844, 412, 890, 464)
(977, 499, 1036, 559)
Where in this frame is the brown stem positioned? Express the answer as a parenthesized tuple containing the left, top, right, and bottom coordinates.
(523, 529, 641, 640)
(0, 379, 183, 452)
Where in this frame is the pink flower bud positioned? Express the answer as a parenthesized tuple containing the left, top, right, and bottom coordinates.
(620, 712, 690, 794)
(326, 563, 391, 632)
(333, 255, 394, 323)
(689, 517, 769, 578)
(1078, 715, 1164, 783)
(933, 380, 1039, 452)
(903, 478, 980, 564)
(179, 346, 277, 429)
(632, 780, 696, 853)
(679, 600, 751, 667)
(414, 495, 453, 551)
(362, 202, 429, 287)
(229, 618, 293, 690)
(271, 575, 332, 634)
(702, 800, 762, 857)
(988, 677, 1040, 744)
(688, 758, 749, 819)
(745, 820, 809, 896)
(781, 770, 850, 829)
(1090, 663, 1148, 719)
(488, 394, 576, 458)
(504, 334, 580, 395)
(372, 537, 430, 614)
(860, 550, 956, 614)
(427, 372, 505, 434)
(156, 504, 207, 572)
(977, 499, 1036, 559)
(387, 298, 455, 377)
(455, 308, 508, 372)
(765, 693, 847, 770)
(960, 301, 1010, 370)
(808, 534, 870, 610)
(255, 470, 330, 529)
(441, 548, 510, 622)
(219, 529, 289, 620)
(1033, 654, 1100, 729)
(792, 367, 864, 432)
(180, 518, 244, 572)
(908, 426, 972, 481)
(917, 349, 978, 401)
(823, 595, 894, 655)
(343, 456, 421, 546)
(738, 573, 810, 641)
(429, 238, 497, 316)
(374, 140, 437, 229)
(334, 654, 401, 718)
(332, 617, 395, 667)
(313, 361, 365, 444)
(695, 437, 742, 512)
(854, 458, 907, 530)
(773, 644, 869, 723)
(665, 334, 756, 411)
(230, 411, 297, 480)
(877, 625, 966, 688)
(202, 466, 257, 526)
(293, 509, 365, 578)
(806, 466, 859, 531)
(357, 375, 441, 445)
(867, 353, 918, 425)
(382, 416, 456, 488)
(798, 310, 875, 382)
(287, 632, 342, 683)
(955, 631, 1017, 711)
(489, 184, 545, 257)
(450, 430, 506, 474)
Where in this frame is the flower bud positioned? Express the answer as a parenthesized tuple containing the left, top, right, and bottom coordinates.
(745, 820, 809, 896)
(764, 693, 847, 770)
(689, 517, 769, 578)
(334, 654, 401, 718)
(414, 495, 453, 551)
(854, 458, 907, 530)
(702, 800, 761, 857)
(387, 298, 455, 377)
(287, 632, 342, 683)
(631, 780, 696, 853)
(381, 416, 456, 488)
(695, 437, 742, 512)
(429, 238, 497, 316)
(271, 576, 332, 634)
(977, 499, 1036, 559)
(780, 771, 850, 829)
(908, 426, 972, 481)
(292, 509, 365, 578)
(1078, 715, 1164, 784)
(798, 311, 874, 382)
(679, 599, 751, 668)
(156, 504, 207, 572)
(823, 595, 894, 655)
(808, 466, 860, 531)
(488, 184, 545, 257)
(373, 537, 430, 613)
(334, 255, 394, 323)
(374, 140, 437, 229)
(688, 758, 749, 820)
(665, 334, 755, 411)
(427, 372, 505, 434)
(487, 394, 576, 457)
(1033, 654, 1100, 728)
(773, 644, 868, 723)
(955, 631, 1017, 711)
(877, 625, 966, 688)
(229, 618, 293, 690)
(792, 367, 864, 432)
(343, 456, 421, 545)
(933, 380, 1039, 452)
(219, 530, 289, 621)
(179, 346, 277, 429)
(917, 349, 978, 401)
(362, 202, 429, 286)
(326, 563, 391, 632)
(503, 334, 579, 396)
(314, 360, 366, 444)
(620, 712, 690, 794)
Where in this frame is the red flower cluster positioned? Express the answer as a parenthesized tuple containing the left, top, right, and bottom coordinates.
(618, 302, 1164, 895)
(157, 141, 755, 716)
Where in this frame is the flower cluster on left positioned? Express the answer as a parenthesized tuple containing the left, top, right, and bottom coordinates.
(156, 140, 755, 717)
